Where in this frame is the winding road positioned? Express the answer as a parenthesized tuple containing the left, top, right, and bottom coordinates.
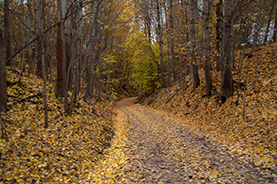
(90, 98, 276, 183)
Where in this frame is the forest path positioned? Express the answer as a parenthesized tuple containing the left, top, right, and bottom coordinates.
(90, 98, 275, 183)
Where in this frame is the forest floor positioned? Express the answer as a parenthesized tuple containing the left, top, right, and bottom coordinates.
(91, 98, 276, 183)
(0, 69, 115, 183)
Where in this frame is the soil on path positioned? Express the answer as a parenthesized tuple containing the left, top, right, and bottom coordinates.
(90, 98, 276, 183)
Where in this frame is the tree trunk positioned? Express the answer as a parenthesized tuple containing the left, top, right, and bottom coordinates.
(144, 0, 151, 43)
(85, 0, 99, 101)
(26, 0, 34, 74)
(0, 17, 7, 113)
(189, 0, 200, 88)
(203, 0, 212, 96)
(216, 0, 222, 71)
(4, 0, 12, 66)
(264, 0, 274, 43)
(38, 0, 48, 128)
(58, 0, 69, 110)
(156, 0, 166, 88)
(162, 1, 171, 87)
(169, 0, 177, 81)
(181, 0, 189, 76)
(56, 0, 72, 99)
(56, 23, 63, 97)
(221, 0, 234, 99)
(36, 0, 42, 77)
(19, 0, 26, 83)
(73, 1, 83, 103)
(97, 17, 105, 102)
(273, 7, 277, 42)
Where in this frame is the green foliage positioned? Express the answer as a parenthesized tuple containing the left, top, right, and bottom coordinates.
(125, 32, 160, 92)
(111, 78, 120, 88)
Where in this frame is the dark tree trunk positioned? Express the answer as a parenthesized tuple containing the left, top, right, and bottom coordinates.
(144, 0, 151, 43)
(189, 0, 200, 88)
(35, 0, 43, 78)
(216, 0, 223, 71)
(4, 0, 12, 66)
(56, 23, 63, 97)
(203, 0, 212, 96)
(36, 38, 42, 77)
(58, 0, 69, 110)
(156, 0, 166, 88)
(38, 0, 48, 128)
(56, 0, 72, 98)
(221, 0, 234, 99)
(169, 0, 177, 81)
(0, 24, 7, 113)
(85, 0, 98, 101)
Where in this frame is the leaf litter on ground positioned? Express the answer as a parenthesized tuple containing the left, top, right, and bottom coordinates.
(0, 68, 114, 183)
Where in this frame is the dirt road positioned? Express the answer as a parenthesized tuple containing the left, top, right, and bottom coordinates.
(90, 98, 276, 183)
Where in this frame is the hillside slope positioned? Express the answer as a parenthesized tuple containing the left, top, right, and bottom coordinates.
(0, 69, 114, 183)
(138, 43, 277, 170)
